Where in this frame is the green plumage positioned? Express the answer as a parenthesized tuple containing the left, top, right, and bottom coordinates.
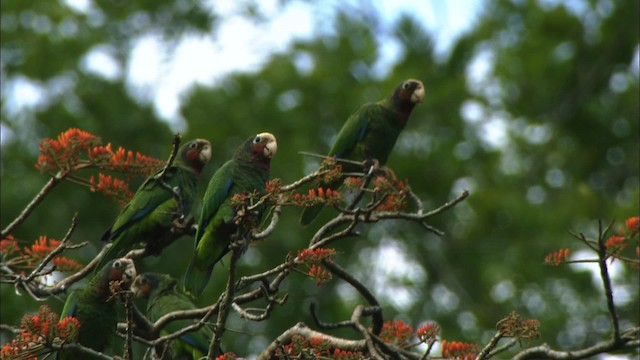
(184, 133, 277, 298)
(58, 258, 136, 358)
(300, 79, 425, 225)
(133, 273, 221, 359)
(97, 139, 211, 270)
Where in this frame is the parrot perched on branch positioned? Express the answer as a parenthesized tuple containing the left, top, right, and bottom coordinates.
(58, 258, 136, 358)
(132, 272, 221, 359)
(184, 132, 277, 298)
(96, 139, 212, 270)
(300, 79, 425, 225)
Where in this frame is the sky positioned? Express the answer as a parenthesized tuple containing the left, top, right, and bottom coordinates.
(1, 0, 485, 144)
(82, 0, 485, 127)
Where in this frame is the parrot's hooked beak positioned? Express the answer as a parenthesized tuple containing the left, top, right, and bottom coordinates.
(257, 132, 277, 159)
(200, 143, 212, 163)
(410, 80, 425, 104)
(118, 258, 137, 284)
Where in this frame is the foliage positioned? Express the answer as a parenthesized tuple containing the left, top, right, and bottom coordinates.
(1, 0, 639, 359)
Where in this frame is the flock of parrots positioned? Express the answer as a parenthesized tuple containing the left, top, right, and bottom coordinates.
(57, 79, 425, 358)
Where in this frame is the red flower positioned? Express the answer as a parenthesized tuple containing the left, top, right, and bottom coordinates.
(57, 317, 81, 342)
(296, 247, 336, 264)
(308, 264, 332, 286)
(416, 322, 440, 343)
(605, 235, 625, 249)
(441, 339, 481, 359)
(53, 257, 83, 272)
(626, 216, 639, 234)
(379, 320, 413, 347)
(544, 248, 570, 266)
(23, 236, 61, 260)
(0, 235, 20, 256)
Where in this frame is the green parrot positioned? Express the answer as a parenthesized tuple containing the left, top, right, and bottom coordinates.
(183, 132, 277, 298)
(58, 258, 136, 358)
(96, 139, 212, 270)
(132, 273, 222, 359)
(300, 79, 425, 225)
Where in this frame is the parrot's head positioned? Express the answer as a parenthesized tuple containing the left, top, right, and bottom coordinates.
(99, 258, 137, 289)
(391, 79, 425, 110)
(180, 138, 212, 174)
(131, 272, 176, 299)
(250, 132, 278, 160)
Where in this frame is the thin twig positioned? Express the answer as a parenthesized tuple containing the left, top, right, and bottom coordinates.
(1, 172, 65, 238)
(597, 220, 621, 342)
(207, 235, 242, 359)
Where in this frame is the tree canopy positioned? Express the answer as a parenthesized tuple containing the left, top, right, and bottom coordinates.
(1, 0, 638, 358)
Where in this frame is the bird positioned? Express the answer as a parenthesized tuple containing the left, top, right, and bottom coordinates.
(184, 132, 277, 298)
(58, 258, 137, 358)
(132, 272, 222, 359)
(96, 139, 212, 270)
(300, 79, 425, 225)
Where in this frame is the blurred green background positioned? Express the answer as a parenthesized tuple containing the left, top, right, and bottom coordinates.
(1, 0, 638, 357)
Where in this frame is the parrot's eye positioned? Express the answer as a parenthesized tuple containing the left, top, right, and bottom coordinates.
(113, 260, 122, 268)
(189, 142, 197, 149)
(402, 82, 410, 90)
(253, 136, 261, 144)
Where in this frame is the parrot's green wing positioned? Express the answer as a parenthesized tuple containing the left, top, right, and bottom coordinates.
(300, 79, 425, 225)
(183, 160, 236, 297)
(97, 139, 211, 270)
(58, 259, 136, 359)
(300, 104, 378, 225)
(184, 133, 276, 298)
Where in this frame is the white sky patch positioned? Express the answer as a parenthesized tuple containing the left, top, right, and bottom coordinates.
(479, 113, 509, 149)
(356, 239, 426, 311)
(80, 44, 121, 81)
(3, 76, 47, 118)
(62, 0, 92, 14)
(568, 249, 628, 304)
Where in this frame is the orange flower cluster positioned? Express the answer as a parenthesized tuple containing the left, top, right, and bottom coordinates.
(1, 235, 20, 255)
(2, 305, 79, 359)
(98, 144, 164, 175)
(342, 176, 363, 189)
(544, 248, 570, 266)
(379, 319, 414, 347)
(23, 236, 62, 260)
(291, 187, 342, 207)
(296, 247, 336, 265)
(36, 128, 100, 172)
(373, 176, 409, 212)
(35, 128, 164, 205)
(496, 311, 540, 340)
(626, 216, 639, 234)
(416, 322, 440, 343)
(273, 334, 361, 359)
(89, 173, 135, 204)
(265, 179, 282, 195)
(308, 264, 332, 286)
(332, 349, 364, 360)
(215, 353, 237, 360)
(605, 235, 625, 250)
(3, 235, 84, 274)
(52, 257, 83, 272)
(441, 339, 481, 360)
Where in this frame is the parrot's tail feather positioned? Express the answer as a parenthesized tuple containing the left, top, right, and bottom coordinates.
(183, 256, 214, 298)
(299, 203, 324, 225)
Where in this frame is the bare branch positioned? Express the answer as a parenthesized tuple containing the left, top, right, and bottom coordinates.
(597, 220, 621, 342)
(257, 322, 368, 360)
(2, 172, 65, 238)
